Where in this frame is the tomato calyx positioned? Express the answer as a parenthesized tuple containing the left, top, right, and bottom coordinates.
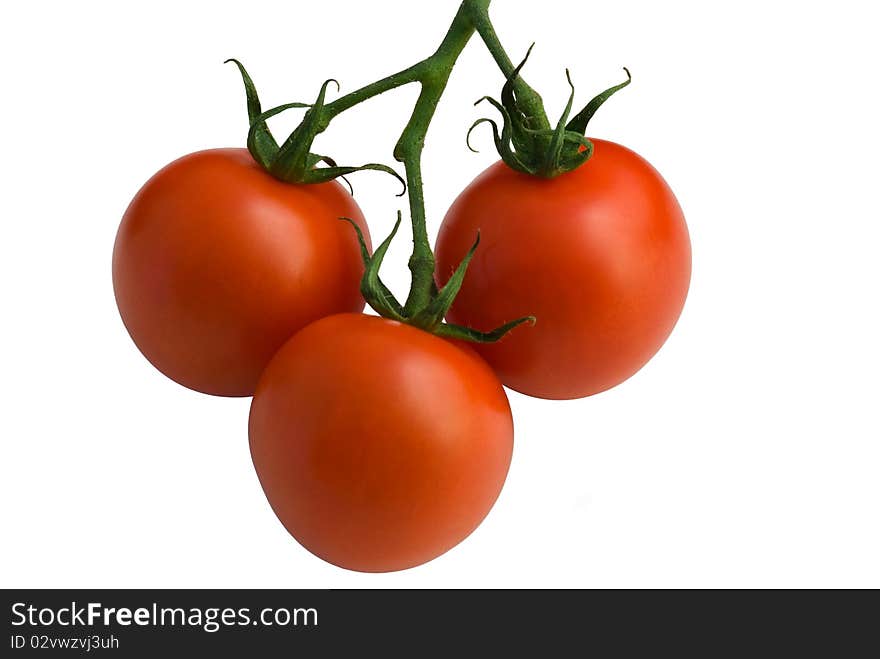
(226, 59, 406, 193)
(341, 215, 534, 343)
(467, 45, 632, 178)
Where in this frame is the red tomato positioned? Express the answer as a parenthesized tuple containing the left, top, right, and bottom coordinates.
(112, 148, 369, 397)
(435, 139, 691, 400)
(249, 313, 513, 572)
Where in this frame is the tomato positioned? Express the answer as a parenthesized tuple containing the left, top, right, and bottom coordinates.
(435, 139, 691, 400)
(248, 313, 513, 572)
(112, 148, 369, 397)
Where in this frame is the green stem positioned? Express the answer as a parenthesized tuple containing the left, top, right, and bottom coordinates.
(321, 64, 423, 123)
(394, 3, 476, 314)
(463, 2, 551, 129)
(318, 0, 547, 321)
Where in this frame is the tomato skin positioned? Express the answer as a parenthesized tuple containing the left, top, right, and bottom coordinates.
(112, 148, 369, 397)
(436, 139, 691, 400)
(249, 313, 513, 572)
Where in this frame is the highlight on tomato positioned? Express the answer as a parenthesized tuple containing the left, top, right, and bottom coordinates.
(435, 58, 691, 399)
(112, 61, 403, 397)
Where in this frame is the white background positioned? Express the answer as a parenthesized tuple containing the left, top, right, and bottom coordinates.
(1, 0, 878, 588)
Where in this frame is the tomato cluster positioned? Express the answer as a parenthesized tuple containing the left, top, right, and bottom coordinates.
(113, 3, 690, 573)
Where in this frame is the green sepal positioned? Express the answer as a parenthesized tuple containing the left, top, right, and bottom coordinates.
(270, 78, 339, 181)
(434, 316, 536, 344)
(246, 101, 312, 169)
(340, 215, 406, 321)
(300, 162, 406, 195)
(228, 61, 404, 190)
(226, 59, 282, 169)
(467, 98, 532, 174)
(410, 232, 481, 330)
(500, 44, 541, 153)
(538, 69, 577, 176)
(566, 68, 632, 135)
(313, 154, 354, 195)
(468, 47, 632, 178)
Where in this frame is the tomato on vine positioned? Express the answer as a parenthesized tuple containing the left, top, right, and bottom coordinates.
(436, 53, 691, 399)
(250, 313, 513, 572)
(113, 64, 402, 397)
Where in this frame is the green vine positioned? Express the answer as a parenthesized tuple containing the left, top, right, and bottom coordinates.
(227, 0, 629, 342)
